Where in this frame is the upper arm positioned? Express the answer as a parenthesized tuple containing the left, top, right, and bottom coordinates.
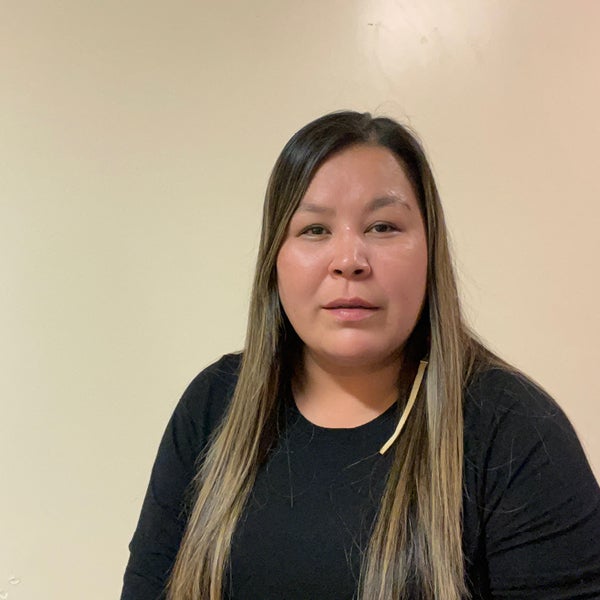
(471, 374, 600, 599)
(120, 401, 200, 600)
(120, 354, 238, 600)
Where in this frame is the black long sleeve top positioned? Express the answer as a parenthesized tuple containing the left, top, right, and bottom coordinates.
(121, 353, 600, 599)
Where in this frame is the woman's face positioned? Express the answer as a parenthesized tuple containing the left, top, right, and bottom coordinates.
(276, 144, 428, 372)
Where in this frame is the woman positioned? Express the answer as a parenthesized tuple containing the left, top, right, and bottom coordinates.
(121, 112, 600, 600)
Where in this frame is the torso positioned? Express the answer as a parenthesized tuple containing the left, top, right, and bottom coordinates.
(228, 397, 398, 600)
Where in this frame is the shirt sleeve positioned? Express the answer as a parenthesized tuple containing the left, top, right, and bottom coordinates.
(468, 371, 600, 600)
(120, 355, 238, 600)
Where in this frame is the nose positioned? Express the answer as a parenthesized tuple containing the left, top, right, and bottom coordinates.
(328, 233, 371, 279)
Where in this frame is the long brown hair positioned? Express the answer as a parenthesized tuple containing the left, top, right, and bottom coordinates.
(168, 111, 496, 600)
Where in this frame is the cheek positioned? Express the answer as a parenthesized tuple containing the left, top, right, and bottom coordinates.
(276, 244, 324, 299)
(278, 242, 325, 271)
(380, 250, 428, 309)
(410, 252, 429, 298)
(276, 247, 307, 314)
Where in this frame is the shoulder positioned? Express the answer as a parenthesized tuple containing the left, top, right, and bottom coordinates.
(178, 352, 242, 423)
(462, 365, 598, 531)
(180, 352, 242, 412)
(166, 352, 242, 458)
(465, 366, 562, 419)
(463, 367, 580, 462)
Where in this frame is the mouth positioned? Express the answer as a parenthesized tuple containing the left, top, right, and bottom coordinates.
(322, 297, 379, 310)
(322, 298, 379, 323)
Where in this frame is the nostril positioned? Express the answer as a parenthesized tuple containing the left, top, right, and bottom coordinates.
(331, 265, 369, 277)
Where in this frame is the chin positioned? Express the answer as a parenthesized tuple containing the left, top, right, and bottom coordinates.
(313, 345, 403, 372)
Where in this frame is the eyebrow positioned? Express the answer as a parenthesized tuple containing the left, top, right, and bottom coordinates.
(295, 202, 334, 214)
(296, 195, 411, 214)
(368, 195, 412, 212)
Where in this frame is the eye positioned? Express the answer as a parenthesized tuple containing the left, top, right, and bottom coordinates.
(368, 222, 398, 234)
(300, 225, 328, 237)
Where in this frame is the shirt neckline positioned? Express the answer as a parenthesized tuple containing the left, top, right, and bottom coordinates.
(286, 396, 399, 440)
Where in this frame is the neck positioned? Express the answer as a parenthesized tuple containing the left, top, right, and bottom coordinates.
(293, 350, 402, 428)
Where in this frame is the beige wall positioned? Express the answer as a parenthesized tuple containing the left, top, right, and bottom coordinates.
(1, 1, 599, 598)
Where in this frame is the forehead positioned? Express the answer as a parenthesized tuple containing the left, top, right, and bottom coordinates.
(301, 144, 418, 208)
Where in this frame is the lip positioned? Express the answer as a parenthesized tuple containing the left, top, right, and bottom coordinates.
(322, 297, 380, 322)
(322, 297, 378, 309)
